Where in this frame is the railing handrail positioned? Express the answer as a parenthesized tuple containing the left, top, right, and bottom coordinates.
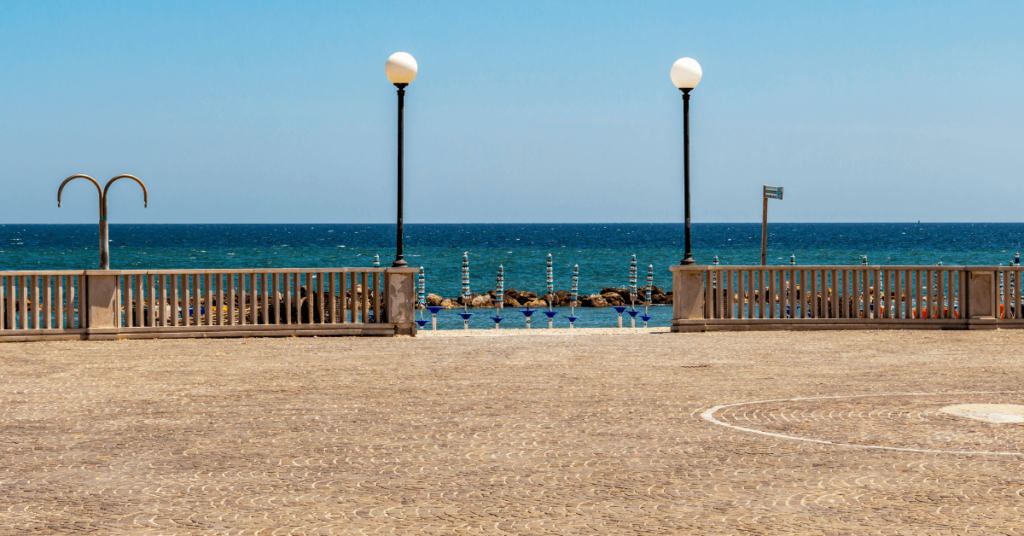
(673, 265, 1019, 270)
(0, 270, 89, 276)
(107, 267, 389, 275)
(1, 267, 388, 275)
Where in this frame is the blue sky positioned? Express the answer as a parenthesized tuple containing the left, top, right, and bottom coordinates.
(1, 1, 1022, 224)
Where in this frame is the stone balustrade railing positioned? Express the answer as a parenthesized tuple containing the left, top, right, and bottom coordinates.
(0, 267, 418, 341)
(672, 265, 1023, 331)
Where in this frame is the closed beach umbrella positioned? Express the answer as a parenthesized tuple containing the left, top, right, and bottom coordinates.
(629, 254, 637, 305)
(496, 265, 504, 308)
(546, 253, 554, 309)
(643, 264, 654, 327)
(462, 252, 470, 311)
(646, 265, 654, 307)
(417, 267, 425, 307)
(374, 254, 380, 268)
(416, 267, 428, 328)
(569, 264, 579, 328)
(544, 253, 559, 327)
(492, 265, 505, 329)
(571, 264, 579, 308)
(460, 252, 473, 328)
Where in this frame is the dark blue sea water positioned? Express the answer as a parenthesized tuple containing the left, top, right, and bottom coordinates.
(2, 223, 1023, 329)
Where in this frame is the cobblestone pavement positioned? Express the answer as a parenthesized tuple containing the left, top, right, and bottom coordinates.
(2, 330, 1024, 535)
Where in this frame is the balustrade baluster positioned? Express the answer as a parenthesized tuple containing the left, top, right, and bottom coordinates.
(318, 272, 326, 324)
(171, 274, 180, 327)
(269, 273, 278, 325)
(43, 275, 52, 329)
(226, 274, 234, 326)
(329, 272, 338, 323)
(860, 269, 869, 319)
(55, 275, 64, 329)
(373, 272, 381, 323)
(364, 272, 372, 323)
(707, 269, 714, 318)
(341, 272, 349, 324)
(68, 276, 77, 328)
(147, 274, 155, 327)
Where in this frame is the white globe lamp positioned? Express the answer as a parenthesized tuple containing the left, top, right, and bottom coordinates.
(670, 57, 702, 90)
(385, 52, 418, 87)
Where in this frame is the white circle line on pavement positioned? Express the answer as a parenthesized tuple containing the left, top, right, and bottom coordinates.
(701, 391, 1024, 456)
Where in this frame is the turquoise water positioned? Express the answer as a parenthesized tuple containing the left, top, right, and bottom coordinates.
(2, 223, 1022, 329)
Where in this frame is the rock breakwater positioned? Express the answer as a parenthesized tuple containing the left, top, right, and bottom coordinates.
(422, 287, 672, 309)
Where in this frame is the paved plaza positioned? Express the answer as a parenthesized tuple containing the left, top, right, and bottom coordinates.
(2, 329, 1024, 535)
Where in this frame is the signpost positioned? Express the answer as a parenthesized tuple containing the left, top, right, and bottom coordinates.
(761, 185, 783, 266)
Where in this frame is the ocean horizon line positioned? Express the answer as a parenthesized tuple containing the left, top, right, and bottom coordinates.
(1, 222, 1017, 226)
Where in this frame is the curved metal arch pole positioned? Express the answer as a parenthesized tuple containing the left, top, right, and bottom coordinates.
(57, 175, 105, 269)
(98, 175, 148, 270)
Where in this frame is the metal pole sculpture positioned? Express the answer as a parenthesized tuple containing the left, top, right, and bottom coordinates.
(568, 264, 579, 329)
(492, 265, 505, 329)
(544, 253, 558, 328)
(57, 174, 148, 270)
(459, 252, 472, 329)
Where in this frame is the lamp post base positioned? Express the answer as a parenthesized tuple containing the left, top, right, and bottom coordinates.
(680, 255, 695, 266)
(392, 258, 408, 268)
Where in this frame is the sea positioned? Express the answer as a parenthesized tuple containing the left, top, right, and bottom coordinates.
(2, 223, 1022, 329)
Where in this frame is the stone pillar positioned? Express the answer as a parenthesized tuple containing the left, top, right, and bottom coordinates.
(84, 271, 121, 339)
(670, 266, 706, 330)
(385, 267, 419, 336)
(967, 269, 996, 319)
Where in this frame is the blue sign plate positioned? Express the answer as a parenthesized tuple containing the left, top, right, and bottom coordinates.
(764, 186, 783, 200)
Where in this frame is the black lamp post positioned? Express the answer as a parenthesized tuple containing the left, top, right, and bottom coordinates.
(671, 57, 702, 265)
(385, 52, 418, 268)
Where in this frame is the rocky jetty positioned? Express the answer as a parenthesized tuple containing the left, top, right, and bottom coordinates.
(418, 287, 672, 309)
